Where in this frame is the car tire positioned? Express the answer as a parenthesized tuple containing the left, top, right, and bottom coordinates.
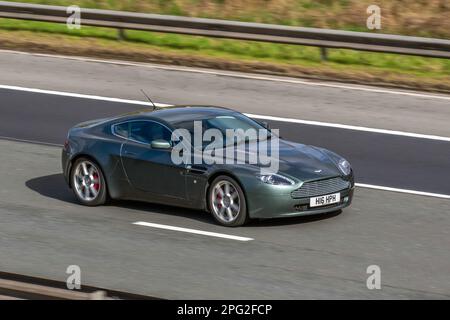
(208, 175, 248, 227)
(70, 157, 108, 206)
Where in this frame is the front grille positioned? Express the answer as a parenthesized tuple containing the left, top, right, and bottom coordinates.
(291, 177, 350, 199)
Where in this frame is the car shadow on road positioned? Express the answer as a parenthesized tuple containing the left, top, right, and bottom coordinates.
(115, 200, 213, 224)
(25, 173, 212, 224)
(25, 173, 78, 204)
(26, 173, 342, 227)
(246, 210, 342, 228)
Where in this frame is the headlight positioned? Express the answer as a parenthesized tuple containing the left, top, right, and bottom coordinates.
(313, 147, 352, 177)
(258, 174, 295, 185)
(338, 159, 351, 176)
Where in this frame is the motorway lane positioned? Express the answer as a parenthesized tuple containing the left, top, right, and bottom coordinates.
(276, 121, 450, 195)
(1, 88, 450, 195)
(0, 88, 138, 144)
(1, 50, 450, 136)
(1, 139, 449, 299)
(0, 50, 449, 298)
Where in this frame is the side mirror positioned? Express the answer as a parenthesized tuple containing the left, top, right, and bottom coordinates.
(151, 139, 171, 149)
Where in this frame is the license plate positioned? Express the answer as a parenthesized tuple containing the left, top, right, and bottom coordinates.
(310, 193, 340, 207)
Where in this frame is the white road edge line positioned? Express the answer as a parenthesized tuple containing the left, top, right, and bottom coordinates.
(2, 49, 450, 101)
(356, 183, 450, 199)
(2, 84, 450, 142)
(132, 221, 254, 241)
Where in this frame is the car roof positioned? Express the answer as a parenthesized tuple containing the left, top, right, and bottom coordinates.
(120, 105, 236, 124)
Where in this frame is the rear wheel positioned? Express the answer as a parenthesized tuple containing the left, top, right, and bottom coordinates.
(71, 158, 108, 206)
(209, 175, 248, 227)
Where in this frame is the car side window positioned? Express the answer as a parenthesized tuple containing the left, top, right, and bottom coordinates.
(129, 121, 172, 145)
(113, 122, 129, 138)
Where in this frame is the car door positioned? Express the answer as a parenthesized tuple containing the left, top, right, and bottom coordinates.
(120, 120, 186, 199)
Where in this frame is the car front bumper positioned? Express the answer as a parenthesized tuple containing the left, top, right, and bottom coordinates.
(246, 186, 354, 219)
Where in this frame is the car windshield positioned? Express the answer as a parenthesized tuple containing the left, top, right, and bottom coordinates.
(171, 113, 272, 148)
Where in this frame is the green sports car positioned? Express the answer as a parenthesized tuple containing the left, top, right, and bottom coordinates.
(62, 105, 354, 227)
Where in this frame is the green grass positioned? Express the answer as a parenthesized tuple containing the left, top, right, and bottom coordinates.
(1, 18, 449, 79)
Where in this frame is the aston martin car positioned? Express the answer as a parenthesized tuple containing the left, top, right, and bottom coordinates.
(62, 105, 354, 226)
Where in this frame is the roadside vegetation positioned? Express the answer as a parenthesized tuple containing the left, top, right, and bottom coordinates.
(0, 1, 449, 92)
(17, 0, 450, 38)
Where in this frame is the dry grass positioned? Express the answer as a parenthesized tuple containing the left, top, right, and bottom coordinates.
(20, 0, 450, 38)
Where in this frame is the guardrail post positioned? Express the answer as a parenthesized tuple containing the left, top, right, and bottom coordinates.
(320, 47, 328, 61)
(118, 28, 126, 41)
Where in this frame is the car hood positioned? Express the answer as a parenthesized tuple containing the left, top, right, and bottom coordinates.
(274, 140, 342, 181)
(215, 139, 342, 181)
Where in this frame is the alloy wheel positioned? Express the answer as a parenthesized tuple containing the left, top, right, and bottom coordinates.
(73, 160, 101, 202)
(211, 180, 241, 223)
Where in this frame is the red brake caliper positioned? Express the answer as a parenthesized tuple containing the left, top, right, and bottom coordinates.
(217, 192, 222, 209)
(93, 173, 100, 191)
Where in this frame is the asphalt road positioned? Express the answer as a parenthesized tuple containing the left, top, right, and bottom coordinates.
(0, 50, 449, 299)
(1, 50, 450, 136)
(1, 88, 449, 195)
(1, 139, 449, 299)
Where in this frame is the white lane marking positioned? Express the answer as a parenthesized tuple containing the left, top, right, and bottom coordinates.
(247, 113, 450, 142)
(0, 84, 170, 108)
(0, 137, 448, 200)
(0, 135, 62, 147)
(1, 84, 449, 199)
(1, 84, 450, 142)
(132, 221, 254, 241)
(356, 183, 450, 199)
(2, 49, 450, 101)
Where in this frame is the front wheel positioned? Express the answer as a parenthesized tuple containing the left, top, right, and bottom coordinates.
(70, 158, 108, 206)
(208, 175, 248, 227)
